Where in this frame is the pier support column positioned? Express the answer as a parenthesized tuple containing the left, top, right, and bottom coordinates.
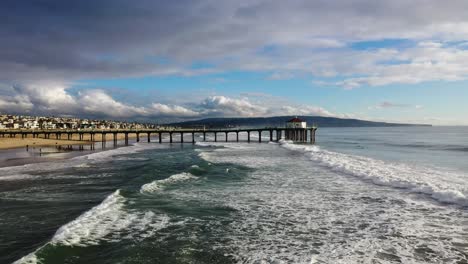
(192, 132, 195, 144)
(113, 133, 117, 146)
(214, 132, 217, 142)
(170, 132, 173, 143)
(203, 132, 206, 141)
(225, 132, 228, 142)
(102, 133, 106, 143)
(136, 133, 140, 142)
(147, 133, 151, 142)
(269, 130, 273, 142)
(259, 131, 262, 143)
(236, 132, 239, 142)
(125, 133, 129, 145)
(247, 131, 250, 143)
(310, 129, 316, 144)
(159, 132, 162, 143)
(180, 132, 184, 143)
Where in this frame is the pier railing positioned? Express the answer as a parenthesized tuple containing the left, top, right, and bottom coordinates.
(0, 127, 317, 145)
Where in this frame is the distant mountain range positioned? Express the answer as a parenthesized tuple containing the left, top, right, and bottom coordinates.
(168, 116, 431, 128)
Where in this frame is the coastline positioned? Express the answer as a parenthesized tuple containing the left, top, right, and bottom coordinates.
(0, 133, 140, 150)
(0, 133, 143, 168)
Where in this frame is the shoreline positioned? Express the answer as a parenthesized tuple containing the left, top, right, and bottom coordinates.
(0, 134, 144, 169)
(0, 133, 140, 150)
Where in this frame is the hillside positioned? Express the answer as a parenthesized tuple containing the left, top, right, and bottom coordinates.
(168, 116, 431, 128)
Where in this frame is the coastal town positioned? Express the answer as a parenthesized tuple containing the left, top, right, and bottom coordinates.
(0, 114, 160, 130)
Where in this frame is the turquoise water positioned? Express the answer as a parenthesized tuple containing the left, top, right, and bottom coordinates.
(1, 127, 468, 263)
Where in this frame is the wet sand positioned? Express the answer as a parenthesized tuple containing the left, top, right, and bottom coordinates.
(0, 133, 140, 150)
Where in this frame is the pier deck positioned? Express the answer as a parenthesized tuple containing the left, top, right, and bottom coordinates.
(0, 127, 317, 146)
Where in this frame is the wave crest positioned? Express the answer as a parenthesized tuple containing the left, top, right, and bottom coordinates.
(279, 140, 468, 206)
(140, 172, 197, 194)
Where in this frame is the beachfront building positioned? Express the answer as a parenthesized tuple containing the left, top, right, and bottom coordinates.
(285, 117, 308, 142)
(286, 117, 307, 128)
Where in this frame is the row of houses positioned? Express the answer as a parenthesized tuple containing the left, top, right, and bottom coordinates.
(0, 114, 161, 130)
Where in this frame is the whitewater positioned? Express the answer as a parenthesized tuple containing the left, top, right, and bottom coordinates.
(1, 126, 467, 263)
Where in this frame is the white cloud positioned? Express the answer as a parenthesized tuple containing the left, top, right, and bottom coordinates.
(332, 42, 468, 88)
(0, 95, 34, 113)
(0, 83, 340, 121)
(198, 96, 269, 117)
(279, 105, 337, 117)
(368, 101, 424, 110)
(151, 103, 199, 117)
(79, 90, 148, 118)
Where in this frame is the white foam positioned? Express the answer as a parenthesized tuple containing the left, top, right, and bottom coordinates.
(0, 174, 37, 181)
(0, 143, 162, 180)
(13, 254, 38, 264)
(197, 144, 275, 168)
(140, 172, 197, 194)
(76, 143, 160, 162)
(195, 142, 219, 147)
(52, 189, 126, 246)
(14, 189, 170, 263)
(279, 140, 468, 206)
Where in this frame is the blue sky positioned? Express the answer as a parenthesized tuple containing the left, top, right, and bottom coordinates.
(1, 0, 468, 125)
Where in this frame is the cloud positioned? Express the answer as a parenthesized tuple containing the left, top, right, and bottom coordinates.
(279, 105, 337, 117)
(198, 96, 268, 117)
(333, 41, 468, 88)
(79, 90, 148, 118)
(4, 81, 446, 124)
(368, 101, 424, 110)
(2, 0, 468, 87)
(0, 95, 33, 113)
(151, 103, 199, 117)
(0, 83, 339, 120)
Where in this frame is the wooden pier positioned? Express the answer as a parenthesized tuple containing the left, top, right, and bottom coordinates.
(0, 127, 317, 146)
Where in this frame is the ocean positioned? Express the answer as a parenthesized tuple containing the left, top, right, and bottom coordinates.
(1, 127, 467, 263)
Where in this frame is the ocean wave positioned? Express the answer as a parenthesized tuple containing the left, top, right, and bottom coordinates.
(52, 189, 127, 246)
(140, 172, 197, 194)
(14, 189, 170, 264)
(0, 143, 162, 179)
(383, 142, 468, 152)
(75, 143, 160, 162)
(195, 142, 220, 147)
(279, 140, 468, 206)
(446, 147, 468, 152)
(0, 174, 37, 181)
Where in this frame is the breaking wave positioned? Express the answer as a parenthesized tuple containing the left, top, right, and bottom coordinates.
(279, 140, 468, 206)
(14, 189, 170, 264)
(140, 172, 197, 193)
(0, 143, 162, 180)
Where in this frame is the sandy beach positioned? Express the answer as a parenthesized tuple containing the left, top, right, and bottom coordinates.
(0, 133, 141, 150)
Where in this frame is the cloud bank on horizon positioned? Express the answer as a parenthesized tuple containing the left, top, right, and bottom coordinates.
(1, 0, 467, 124)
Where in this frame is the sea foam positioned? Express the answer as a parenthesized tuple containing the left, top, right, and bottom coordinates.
(14, 189, 170, 264)
(279, 140, 468, 206)
(0, 143, 162, 180)
(140, 172, 197, 193)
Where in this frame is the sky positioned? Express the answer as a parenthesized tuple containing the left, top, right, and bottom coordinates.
(1, 0, 468, 125)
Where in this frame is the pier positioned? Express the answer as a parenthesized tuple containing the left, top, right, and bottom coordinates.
(0, 127, 317, 146)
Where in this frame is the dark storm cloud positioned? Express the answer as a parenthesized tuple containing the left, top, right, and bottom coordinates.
(2, 0, 468, 82)
(1, 0, 468, 119)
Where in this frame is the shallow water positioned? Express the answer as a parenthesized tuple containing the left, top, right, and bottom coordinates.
(1, 127, 467, 263)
